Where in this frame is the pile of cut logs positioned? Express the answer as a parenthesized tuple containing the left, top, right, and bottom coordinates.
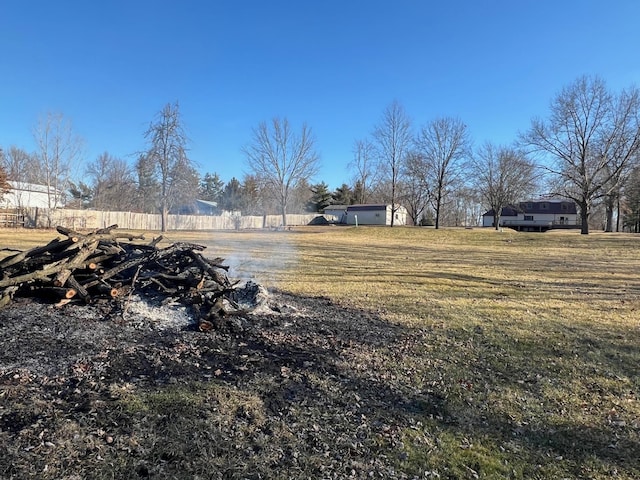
(0, 225, 236, 329)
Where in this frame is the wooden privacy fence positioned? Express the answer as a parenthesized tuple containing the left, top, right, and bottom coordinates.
(16, 208, 328, 231)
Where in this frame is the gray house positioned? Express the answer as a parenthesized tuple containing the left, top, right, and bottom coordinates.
(482, 199, 579, 231)
(323, 204, 408, 226)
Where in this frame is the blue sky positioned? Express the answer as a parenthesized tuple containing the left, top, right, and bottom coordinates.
(1, 1, 639, 189)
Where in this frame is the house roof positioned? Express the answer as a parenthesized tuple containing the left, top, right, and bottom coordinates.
(483, 205, 519, 217)
(323, 205, 348, 212)
(519, 199, 577, 214)
(483, 199, 577, 217)
(196, 199, 218, 208)
(8, 181, 61, 195)
(346, 204, 388, 212)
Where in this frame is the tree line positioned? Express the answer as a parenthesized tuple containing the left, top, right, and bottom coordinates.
(2, 75, 640, 234)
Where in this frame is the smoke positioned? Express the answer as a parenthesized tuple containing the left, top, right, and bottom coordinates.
(201, 231, 297, 288)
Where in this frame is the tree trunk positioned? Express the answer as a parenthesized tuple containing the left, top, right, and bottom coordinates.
(580, 202, 589, 234)
(281, 206, 287, 227)
(494, 213, 501, 230)
(390, 201, 395, 227)
(435, 195, 441, 229)
(604, 195, 615, 232)
(161, 204, 169, 232)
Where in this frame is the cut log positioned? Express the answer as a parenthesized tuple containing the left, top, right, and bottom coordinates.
(66, 275, 89, 301)
(94, 283, 119, 298)
(54, 269, 72, 287)
(0, 237, 74, 269)
(186, 250, 231, 286)
(56, 226, 81, 243)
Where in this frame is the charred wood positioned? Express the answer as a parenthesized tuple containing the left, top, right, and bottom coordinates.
(0, 227, 238, 327)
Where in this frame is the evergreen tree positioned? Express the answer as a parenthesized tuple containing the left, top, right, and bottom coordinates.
(134, 153, 160, 213)
(308, 182, 333, 212)
(221, 177, 243, 211)
(240, 175, 263, 215)
(0, 164, 11, 202)
(333, 183, 354, 205)
(199, 172, 224, 203)
(67, 181, 93, 209)
(352, 180, 365, 205)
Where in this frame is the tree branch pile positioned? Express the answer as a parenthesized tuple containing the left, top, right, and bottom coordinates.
(0, 225, 238, 330)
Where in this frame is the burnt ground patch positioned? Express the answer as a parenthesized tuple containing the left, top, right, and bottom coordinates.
(0, 290, 638, 479)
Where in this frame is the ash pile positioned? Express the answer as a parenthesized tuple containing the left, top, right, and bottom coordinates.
(0, 225, 272, 331)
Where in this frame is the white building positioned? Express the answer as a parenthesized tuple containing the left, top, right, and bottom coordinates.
(0, 181, 64, 209)
(344, 204, 408, 226)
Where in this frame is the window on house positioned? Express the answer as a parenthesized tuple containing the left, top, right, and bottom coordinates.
(541, 203, 548, 209)
(526, 203, 533, 209)
(524, 215, 533, 221)
(375, 213, 380, 217)
(561, 203, 568, 211)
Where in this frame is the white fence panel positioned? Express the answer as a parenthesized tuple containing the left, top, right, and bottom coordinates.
(18, 207, 326, 231)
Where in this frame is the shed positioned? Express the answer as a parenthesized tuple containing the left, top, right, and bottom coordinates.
(323, 205, 348, 223)
(344, 204, 407, 226)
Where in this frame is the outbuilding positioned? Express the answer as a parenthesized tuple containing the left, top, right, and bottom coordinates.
(0, 181, 64, 209)
(323, 205, 348, 223)
(344, 204, 407, 226)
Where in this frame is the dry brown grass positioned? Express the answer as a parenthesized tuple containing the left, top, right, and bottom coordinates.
(1, 225, 639, 478)
(163, 225, 640, 478)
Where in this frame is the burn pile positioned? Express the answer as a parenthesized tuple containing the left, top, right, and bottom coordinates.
(0, 225, 254, 330)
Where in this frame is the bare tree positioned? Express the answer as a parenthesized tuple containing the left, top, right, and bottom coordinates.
(449, 186, 484, 227)
(349, 139, 375, 204)
(471, 143, 538, 230)
(242, 117, 319, 226)
(403, 152, 430, 225)
(33, 112, 83, 211)
(522, 75, 640, 234)
(1, 146, 36, 184)
(622, 164, 640, 232)
(373, 100, 412, 227)
(143, 102, 198, 231)
(0, 147, 43, 209)
(289, 178, 314, 213)
(86, 152, 137, 211)
(413, 117, 471, 229)
(600, 86, 640, 231)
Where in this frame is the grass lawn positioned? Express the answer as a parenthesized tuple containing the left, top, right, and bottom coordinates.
(1, 225, 639, 478)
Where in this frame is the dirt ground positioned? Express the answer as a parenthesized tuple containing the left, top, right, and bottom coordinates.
(0, 287, 425, 479)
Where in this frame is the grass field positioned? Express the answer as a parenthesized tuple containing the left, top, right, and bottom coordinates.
(1, 225, 639, 478)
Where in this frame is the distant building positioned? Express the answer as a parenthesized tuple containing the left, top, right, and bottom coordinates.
(0, 181, 64, 209)
(323, 205, 348, 223)
(482, 199, 579, 231)
(322, 204, 408, 226)
(194, 199, 220, 215)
